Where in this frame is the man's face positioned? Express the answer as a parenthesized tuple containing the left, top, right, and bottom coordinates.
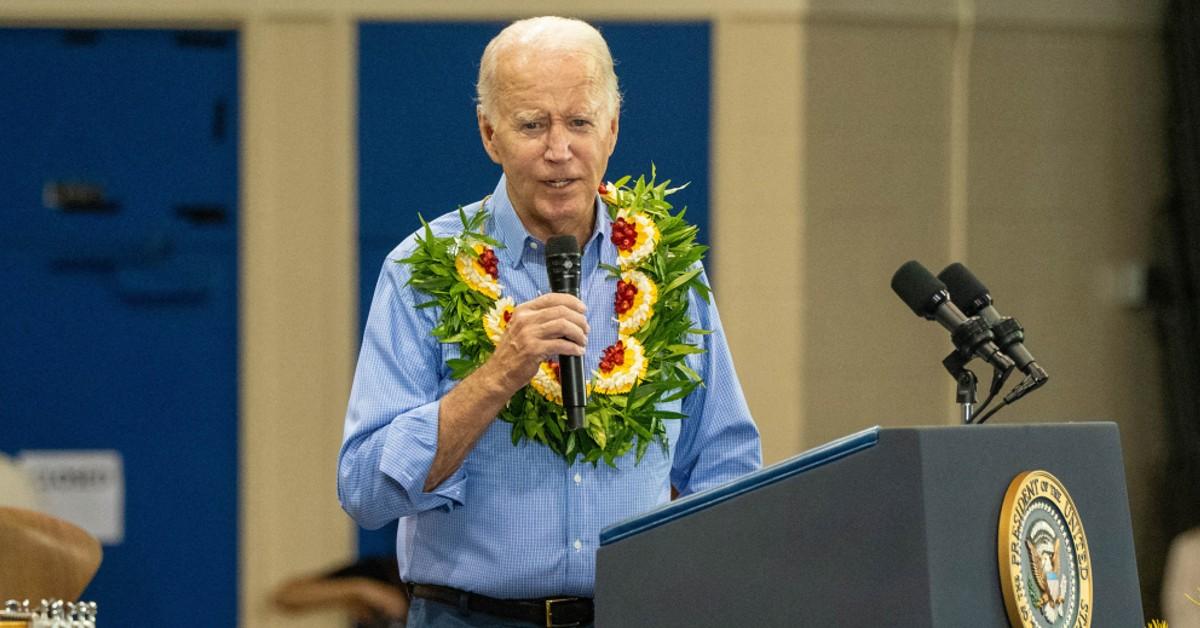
(479, 51, 619, 242)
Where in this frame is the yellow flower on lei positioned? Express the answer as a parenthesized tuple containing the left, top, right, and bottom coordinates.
(483, 297, 515, 344)
(454, 242, 501, 299)
(592, 336, 649, 394)
(530, 361, 563, 404)
(614, 210, 659, 270)
(616, 269, 658, 335)
(599, 181, 622, 206)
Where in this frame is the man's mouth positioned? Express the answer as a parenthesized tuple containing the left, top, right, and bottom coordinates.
(543, 178, 576, 189)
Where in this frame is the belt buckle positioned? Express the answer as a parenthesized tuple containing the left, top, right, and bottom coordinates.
(544, 597, 579, 627)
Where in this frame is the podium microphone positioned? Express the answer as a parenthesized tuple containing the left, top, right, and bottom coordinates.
(546, 235, 587, 431)
(937, 263, 1048, 383)
(890, 260, 1015, 372)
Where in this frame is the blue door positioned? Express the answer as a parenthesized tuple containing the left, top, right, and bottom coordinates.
(0, 28, 239, 626)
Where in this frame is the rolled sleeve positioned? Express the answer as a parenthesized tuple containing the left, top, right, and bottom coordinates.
(338, 246, 468, 528)
(380, 399, 467, 511)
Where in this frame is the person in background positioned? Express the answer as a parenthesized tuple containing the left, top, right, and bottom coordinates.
(271, 556, 407, 628)
(1163, 526, 1200, 627)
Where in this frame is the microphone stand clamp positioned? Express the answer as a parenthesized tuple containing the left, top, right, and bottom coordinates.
(942, 350, 978, 424)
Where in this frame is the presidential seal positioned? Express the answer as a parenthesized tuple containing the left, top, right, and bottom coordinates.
(998, 470, 1093, 628)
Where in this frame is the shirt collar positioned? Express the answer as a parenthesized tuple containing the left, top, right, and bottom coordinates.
(489, 175, 613, 270)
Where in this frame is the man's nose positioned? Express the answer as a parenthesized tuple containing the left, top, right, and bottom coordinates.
(543, 122, 572, 161)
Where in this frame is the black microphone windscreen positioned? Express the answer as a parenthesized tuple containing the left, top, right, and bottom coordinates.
(937, 263, 990, 315)
(891, 260, 947, 317)
(546, 235, 580, 257)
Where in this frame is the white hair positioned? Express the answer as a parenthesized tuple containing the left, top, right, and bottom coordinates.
(476, 16, 622, 121)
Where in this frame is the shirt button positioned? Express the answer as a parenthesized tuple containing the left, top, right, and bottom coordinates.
(529, 241, 539, 250)
(573, 473, 582, 484)
(573, 539, 583, 551)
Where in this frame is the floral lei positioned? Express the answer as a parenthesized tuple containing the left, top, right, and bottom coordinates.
(401, 170, 711, 466)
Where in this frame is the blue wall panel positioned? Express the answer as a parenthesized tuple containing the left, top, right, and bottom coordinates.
(356, 21, 711, 559)
(0, 29, 238, 626)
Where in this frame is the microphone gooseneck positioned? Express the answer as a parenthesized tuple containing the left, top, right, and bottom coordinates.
(546, 235, 587, 431)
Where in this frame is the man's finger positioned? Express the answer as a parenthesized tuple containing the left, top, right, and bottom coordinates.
(540, 338, 586, 357)
(538, 318, 587, 348)
(524, 291, 586, 313)
(511, 304, 589, 337)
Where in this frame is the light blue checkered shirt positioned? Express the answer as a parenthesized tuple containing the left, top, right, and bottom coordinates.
(338, 176, 761, 599)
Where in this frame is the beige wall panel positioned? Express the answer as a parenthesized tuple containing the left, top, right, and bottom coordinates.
(970, 139, 1114, 215)
(803, 22, 957, 445)
(240, 16, 357, 628)
(967, 26, 1167, 608)
(712, 19, 806, 464)
(805, 0, 958, 25)
(973, 0, 1158, 31)
(970, 33, 1116, 140)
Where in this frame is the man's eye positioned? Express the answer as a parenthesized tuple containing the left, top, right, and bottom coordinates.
(521, 121, 542, 130)
(571, 119, 592, 127)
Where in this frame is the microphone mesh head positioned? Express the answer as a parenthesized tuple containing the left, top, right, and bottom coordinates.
(891, 260, 947, 317)
(546, 235, 580, 257)
(937, 263, 990, 315)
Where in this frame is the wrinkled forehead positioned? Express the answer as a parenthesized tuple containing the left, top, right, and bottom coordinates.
(493, 49, 609, 114)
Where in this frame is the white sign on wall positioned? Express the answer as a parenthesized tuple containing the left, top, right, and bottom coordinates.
(17, 450, 124, 544)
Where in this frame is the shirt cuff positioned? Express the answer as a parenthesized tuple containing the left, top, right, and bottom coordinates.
(379, 400, 467, 512)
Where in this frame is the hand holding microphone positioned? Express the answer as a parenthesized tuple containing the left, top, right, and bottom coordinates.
(546, 235, 588, 430)
(488, 294, 588, 391)
(484, 236, 588, 431)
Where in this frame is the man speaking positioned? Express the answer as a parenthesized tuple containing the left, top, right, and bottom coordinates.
(339, 16, 761, 627)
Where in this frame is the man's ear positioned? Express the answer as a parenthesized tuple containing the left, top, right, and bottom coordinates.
(478, 108, 502, 164)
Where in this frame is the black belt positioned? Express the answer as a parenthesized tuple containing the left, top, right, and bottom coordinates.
(409, 583, 594, 627)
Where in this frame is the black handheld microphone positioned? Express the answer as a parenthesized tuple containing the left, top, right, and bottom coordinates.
(938, 262, 1048, 382)
(546, 235, 587, 431)
(890, 260, 1015, 372)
